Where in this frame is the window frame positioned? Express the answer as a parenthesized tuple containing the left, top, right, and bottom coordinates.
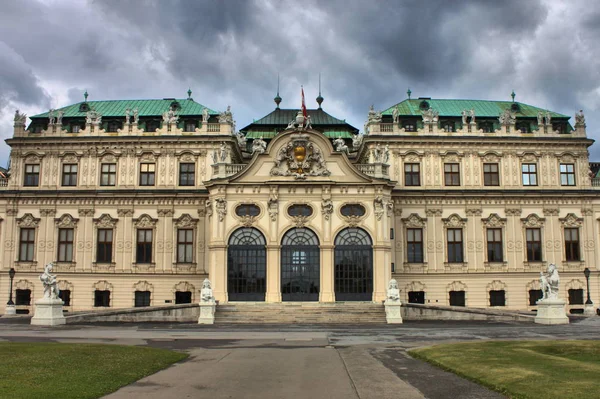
(564, 227, 580, 262)
(489, 290, 506, 306)
(406, 228, 424, 263)
(134, 291, 151, 307)
(404, 163, 421, 186)
(483, 163, 500, 186)
(139, 163, 156, 186)
(486, 228, 503, 262)
(94, 290, 111, 307)
(522, 163, 538, 186)
(176, 228, 194, 264)
(100, 163, 117, 186)
(96, 228, 114, 264)
(61, 163, 78, 187)
(526, 228, 543, 262)
(136, 229, 153, 264)
(57, 228, 74, 262)
(19, 228, 36, 262)
(24, 164, 40, 187)
(444, 163, 460, 186)
(179, 162, 195, 186)
(560, 163, 576, 186)
(446, 228, 464, 263)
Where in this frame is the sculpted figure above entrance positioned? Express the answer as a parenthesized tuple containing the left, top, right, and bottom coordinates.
(270, 132, 330, 179)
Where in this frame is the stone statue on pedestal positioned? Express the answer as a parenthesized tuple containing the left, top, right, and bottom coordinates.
(333, 137, 348, 153)
(202, 108, 210, 124)
(535, 263, 569, 325)
(14, 110, 27, 125)
(252, 137, 267, 154)
(198, 278, 216, 325)
(201, 279, 215, 303)
(384, 279, 403, 324)
(540, 263, 559, 301)
(386, 279, 401, 303)
(31, 262, 66, 326)
(40, 262, 60, 300)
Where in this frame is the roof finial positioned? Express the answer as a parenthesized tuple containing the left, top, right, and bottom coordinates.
(511, 90, 516, 102)
(316, 73, 324, 109)
(407, 88, 412, 100)
(274, 73, 282, 109)
(187, 88, 192, 100)
(84, 90, 88, 102)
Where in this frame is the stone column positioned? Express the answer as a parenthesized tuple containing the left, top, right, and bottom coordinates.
(320, 244, 335, 302)
(116, 209, 133, 272)
(265, 244, 281, 302)
(208, 244, 227, 303)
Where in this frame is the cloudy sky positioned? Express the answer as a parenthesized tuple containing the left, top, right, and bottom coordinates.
(1, 0, 600, 164)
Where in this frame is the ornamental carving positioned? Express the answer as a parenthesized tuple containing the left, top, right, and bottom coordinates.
(373, 196, 385, 221)
(174, 213, 198, 228)
(402, 213, 427, 228)
(215, 198, 227, 222)
(442, 214, 467, 228)
(291, 215, 311, 228)
(581, 208, 594, 217)
(16, 213, 40, 228)
(39, 208, 56, 217)
(174, 281, 195, 294)
(559, 213, 583, 228)
(268, 198, 278, 222)
(204, 200, 213, 217)
(93, 280, 113, 291)
(270, 133, 330, 180)
(505, 208, 522, 216)
(157, 209, 175, 217)
(55, 214, 79, 228)
(62, 154, 79, 164)
(486, 280, 507, 292)
(447, 281, 467, 292)
(521, 213, 545, 228)
(425, 209, 442, 217)
(133, 280, 153, 292)
(543, 208, 560, 217)
(481, 153, 501, 163)
(321, 199, 333, 221)
(465, 208, 482, 216)
(133, 214, 158, 228)
(481, 213, 506, 228)
(117, 209, 134, 217)
(78, 209, 94, 217)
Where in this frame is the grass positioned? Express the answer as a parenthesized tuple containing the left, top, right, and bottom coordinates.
(0, 342, 188, 399)
(410, 340, 600, 399)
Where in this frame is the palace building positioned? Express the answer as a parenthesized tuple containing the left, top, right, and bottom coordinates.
(1, 90, 598, 315)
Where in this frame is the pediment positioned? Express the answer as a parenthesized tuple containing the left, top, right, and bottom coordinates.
(217, 129, 385, 185)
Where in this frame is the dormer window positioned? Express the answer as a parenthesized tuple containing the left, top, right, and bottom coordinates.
(441, 120, 454, 132)
(479, 121, 494, 133)
(419, 100, 430, 111)
(145, 120, 160, 132)
(516, 122, 530, 133)
(402, 121, 416, 132)
(107, 121, 122, 133)
(553, 123, 566, 134)
(72, 125, 81, 133)
(185, 121, 196, 132)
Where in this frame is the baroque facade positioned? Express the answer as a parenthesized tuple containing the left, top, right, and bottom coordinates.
(1, 93, 598, 315)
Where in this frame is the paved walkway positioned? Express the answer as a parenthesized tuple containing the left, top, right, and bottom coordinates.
(1, 317, 598, 398)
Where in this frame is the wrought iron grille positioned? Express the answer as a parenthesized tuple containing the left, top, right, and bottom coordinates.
(227, 228, 267, 301)
(334, 228, 373, 301)
(281, 228, 320, 301)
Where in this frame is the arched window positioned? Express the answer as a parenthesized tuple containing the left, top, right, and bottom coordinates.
(334, 228, 373, 301)
(227, 228, 267, 301)
(281, 228, 320, 301)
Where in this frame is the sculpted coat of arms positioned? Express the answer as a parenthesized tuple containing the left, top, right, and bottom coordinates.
(270, 133, 330, 180)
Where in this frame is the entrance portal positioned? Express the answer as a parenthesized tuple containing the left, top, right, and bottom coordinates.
(281, 228, 320, 301)
(227, 227, 267, 301)
(334, 227, 373, 301)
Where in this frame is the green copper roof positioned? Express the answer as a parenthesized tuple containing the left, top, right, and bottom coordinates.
(241, 108, 357, 131)
(31, 99, 218, 119)
(382, 99, 570, 119)
(246, 130, 353, 139)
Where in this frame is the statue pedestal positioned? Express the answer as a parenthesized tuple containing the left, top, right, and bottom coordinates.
(584, 303, 596, 317)
(31, 298, 66, 326)
(4, 304, 16, 316)
(535, 299, 569, 325)
(198, 302, 216, 325)
(384, 300, 403, 324)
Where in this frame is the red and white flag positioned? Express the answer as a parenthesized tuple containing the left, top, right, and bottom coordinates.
(301, 86, 307, 119)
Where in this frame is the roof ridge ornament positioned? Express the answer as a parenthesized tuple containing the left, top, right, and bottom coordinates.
(316, 73, 324, 108)
(274, 74, 282, 109)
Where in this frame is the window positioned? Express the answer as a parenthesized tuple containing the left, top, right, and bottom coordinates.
(179, 163, 195, 186)
(288, 204, 313, 217)
(146, 120, 160, 132)
(483, 163, 500, 186)
(564, 228, 580, 261)
(480, 122, 494, 133)
(19, 228, 35, 261)
(96, 229, 113, 263)
(139, 163, 155, 186)
(24, 164, 40, 187)
(404, 163, 421, 186)
(185, 121, 196, 132)
(94, 290, 110, 307)
(444, 163, 460, 186)
(568, 289, 584, 305)
(136, 229, 153, 263)
(340, 204, 366, 217)
(408, 291, 425, 304)
(449, 291, 465, 307)
(59, 290, 71, 306)
(487, 228, 503, 262)
(62, 164, 78, 186)
(560, 164, 576, 186)
(526, 228, 542, 262)
(489, 290, 506, 306)
(135, 291, 151, 307)
(442, 121, 454, 132)
(177, 229, 194, 263)
(447, 228, 463, 263)
(15, 289, 31, 306)
(553, 123, 566, 134)
(235, 204, 261, 217)
(517, 122, 529, 133)
(407, 228, 423, 263)
(57, 228, 74, 262)
(522, 164, 538, 186)
(100, 163, 116, 186)
(72, 125, 81, 133)
(175, 291, 192, 304)
(529, 289, 543, 306)
(107, 121, 121, 132)
(403, 122, 416, 132)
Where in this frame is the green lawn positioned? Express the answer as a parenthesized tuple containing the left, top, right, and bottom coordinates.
(0, 342, 188, 399)
(411, 340, 600, 399)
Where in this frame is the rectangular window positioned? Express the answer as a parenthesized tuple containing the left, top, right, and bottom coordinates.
(404, 163, 421, 186)
(139, 163, 156, 186)
(94, 290, 110, 307)
(96, 229, 113, 263)
(135, 291, 151, 307)
(408, 291, 425, 304)
(560, 164, 576, 186)
(100, 163, 117, 186)
(564, 228, 580, 261)
(177, 229, 194, 263)
(24, 164, 40, 187)
(526, 228, 542, 261)
(489, 290, 506, 306)
(522, 164, 538, 186)
(57, 228, 74, 262)
(444, 163, 460, 186)
(449, 291, 465, 307)
(179, 163, 195, 186)
(15, 289, 32, 306)
(61, 164, 78, 186)
(447, 228, 463, 263)
(72, 125, 81, 133)
(19, 228, 35, 261)
(487, 228, 503, 262)
(529, 289, 543, 306)
(59, 290, 71, 306)
(406, 228, 423, 263)
(136, 229, 153, 263)
(483, 163, 500, 186)
(568, 288, 584, 305)
(403, 122, 416, 132)
(175, 291, 192, 304)
(185, 122, 196, 132)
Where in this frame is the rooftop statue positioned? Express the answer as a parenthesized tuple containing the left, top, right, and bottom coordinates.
(392, 107, 399, 123)
(56, 110, 64, 125)
(537, 111, 544, 127)
(125, 108, 131, 124)
(386, 279, 401, 303)
(367, 105, 382, 124)
(202, 108, 210, 123)
(219, 142, 229, 162)
(48, 109, 56, 125)
(40, 262, 60, 300)
(218, 106, 233, 124)
(163, 106, 179, 124)
(540, 263, 559, 301)
(469, 108, 476, 123)
(235, 132, 247, 148)
(305, 114, 312, 129)
(545, 111, 552, 126)
(333, 137, 348, 154)
(575, 109, 586, 127)
(133, 109, 139, 124)
(86, 110, 102, 125)
(14, 110, 27, 125)
(498, 109, 516, 125)
(461, 109, 468, 125)
(200, 279, 215, 303)
(421, 108, 439, 123)
(252, 137, 267, 154)
(352, 133, 364, 149)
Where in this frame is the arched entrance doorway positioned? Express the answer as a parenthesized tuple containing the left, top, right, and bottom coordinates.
(334, 227, 373, 301)
(227, 227, 267, 301)
(281, 228, 320, 301)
